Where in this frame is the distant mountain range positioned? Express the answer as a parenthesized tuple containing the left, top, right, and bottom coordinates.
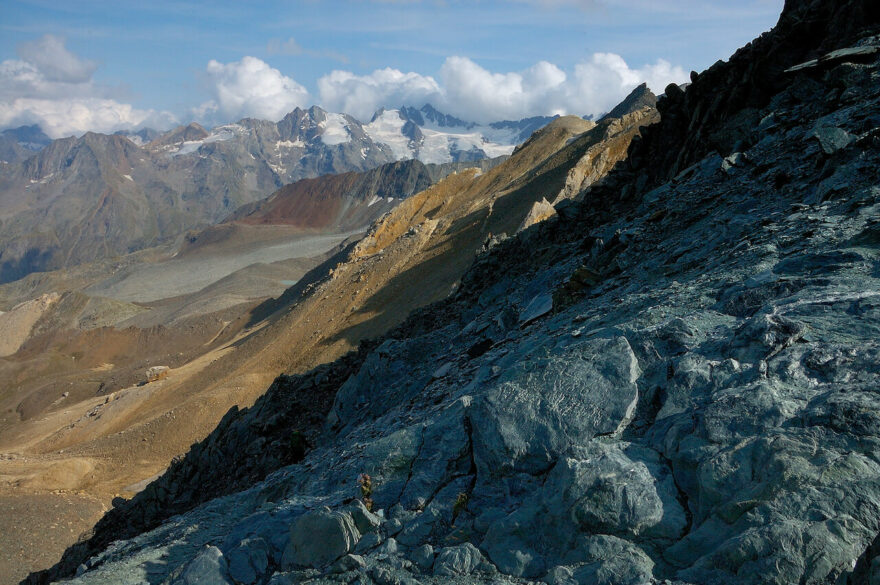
(0, 105, 556, 283)
(0, 125, 52, 166)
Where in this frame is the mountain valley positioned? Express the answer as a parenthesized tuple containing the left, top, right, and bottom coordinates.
(0, 105, 547, 283)
(0, 86, 655, 583)
(4, 1, 880, 585)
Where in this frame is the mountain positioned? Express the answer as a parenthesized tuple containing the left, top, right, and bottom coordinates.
(598, 82, 657, 122)
(225, 159, 434, 231)
(381, 104, 558, 163)
(113, 128, 161, 146)
(0, 105, 552, 284)
(0, 125, 51, 165)
(22, 1, 880, 585)
(0, 83, 657, 583)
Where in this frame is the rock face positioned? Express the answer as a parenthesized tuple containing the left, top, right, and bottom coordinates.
(144, 366, 170, 383)
(27, 2, 880, 585)
(517, 198, 557, 232)
(552, 91, 659, 203)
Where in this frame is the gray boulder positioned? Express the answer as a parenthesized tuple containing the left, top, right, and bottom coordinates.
(169, 546, 232, 585)
(434, 542, 492, 576)
(810, 125, 854, 154)
(329, 553, 366, 574)
(281, 508, 361, 569)
(346, 499, 382, 535)
(226, 538, 269, 584)
(542, 442, 687, 541)
(410, 544, 434, 572)
(550, 535, 654, 585)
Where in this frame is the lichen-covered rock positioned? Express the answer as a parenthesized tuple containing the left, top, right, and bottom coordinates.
(549, 535, 654, 585)
(345, 500, 382, 535)
(410, 544, 434, 573)
(328, 553, 366, 574)
(542, 443, 687, 541)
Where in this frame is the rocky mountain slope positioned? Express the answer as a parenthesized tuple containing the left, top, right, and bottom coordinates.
(24, 1, 880, 584)
(224, 160, 433, 232)
(0, 80, 657, 584)
(0, 125, 51, 165)
(0, 106, 548, 284)
(0, 89, 648, 581)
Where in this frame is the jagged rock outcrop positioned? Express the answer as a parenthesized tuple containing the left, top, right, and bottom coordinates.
(553, 86, 659, 203)
(599, 82, 657, 122)
(25, 2, 880, 585)
(516, 198, 556, 232)
(624, 0, 880, 189)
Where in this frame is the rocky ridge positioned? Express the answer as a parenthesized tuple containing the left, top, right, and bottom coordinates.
(28, 3, 880, 582)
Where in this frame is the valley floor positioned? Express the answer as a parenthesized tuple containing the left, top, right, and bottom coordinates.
(0, 228, 362, 583)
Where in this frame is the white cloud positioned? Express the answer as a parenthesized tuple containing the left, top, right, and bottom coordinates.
(0, 35, 176, 138)
(318, 67, 442, 121)
(0, 98, 176, 140)
(438, 57, 569, 122)
(566, 53, 686, 116)
(16, 34, 97, 83)
(196, 56, 311, 123)
(316, 54, 687, 123)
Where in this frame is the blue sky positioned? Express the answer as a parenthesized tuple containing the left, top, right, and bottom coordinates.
(0, 0, 784, 137)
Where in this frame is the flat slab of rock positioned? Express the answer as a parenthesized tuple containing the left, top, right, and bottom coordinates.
(519, 293, 553, 325)
(810, 126, 854, 154)
(472, 336, 641, 474)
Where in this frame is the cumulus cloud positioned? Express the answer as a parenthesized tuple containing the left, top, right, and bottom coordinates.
(196, 56, 311, 123)
(0, 35, 176, 138)
(316, 54, 687, 123)
(438, 57, 570, 122)
(0, 98, 176, 140)
(318, 68, 442, 121)
(566, 53, 686, 116)
(16, 34, 97, 83)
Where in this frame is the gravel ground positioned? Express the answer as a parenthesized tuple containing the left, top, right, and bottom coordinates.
(85, 231, 360, 303)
